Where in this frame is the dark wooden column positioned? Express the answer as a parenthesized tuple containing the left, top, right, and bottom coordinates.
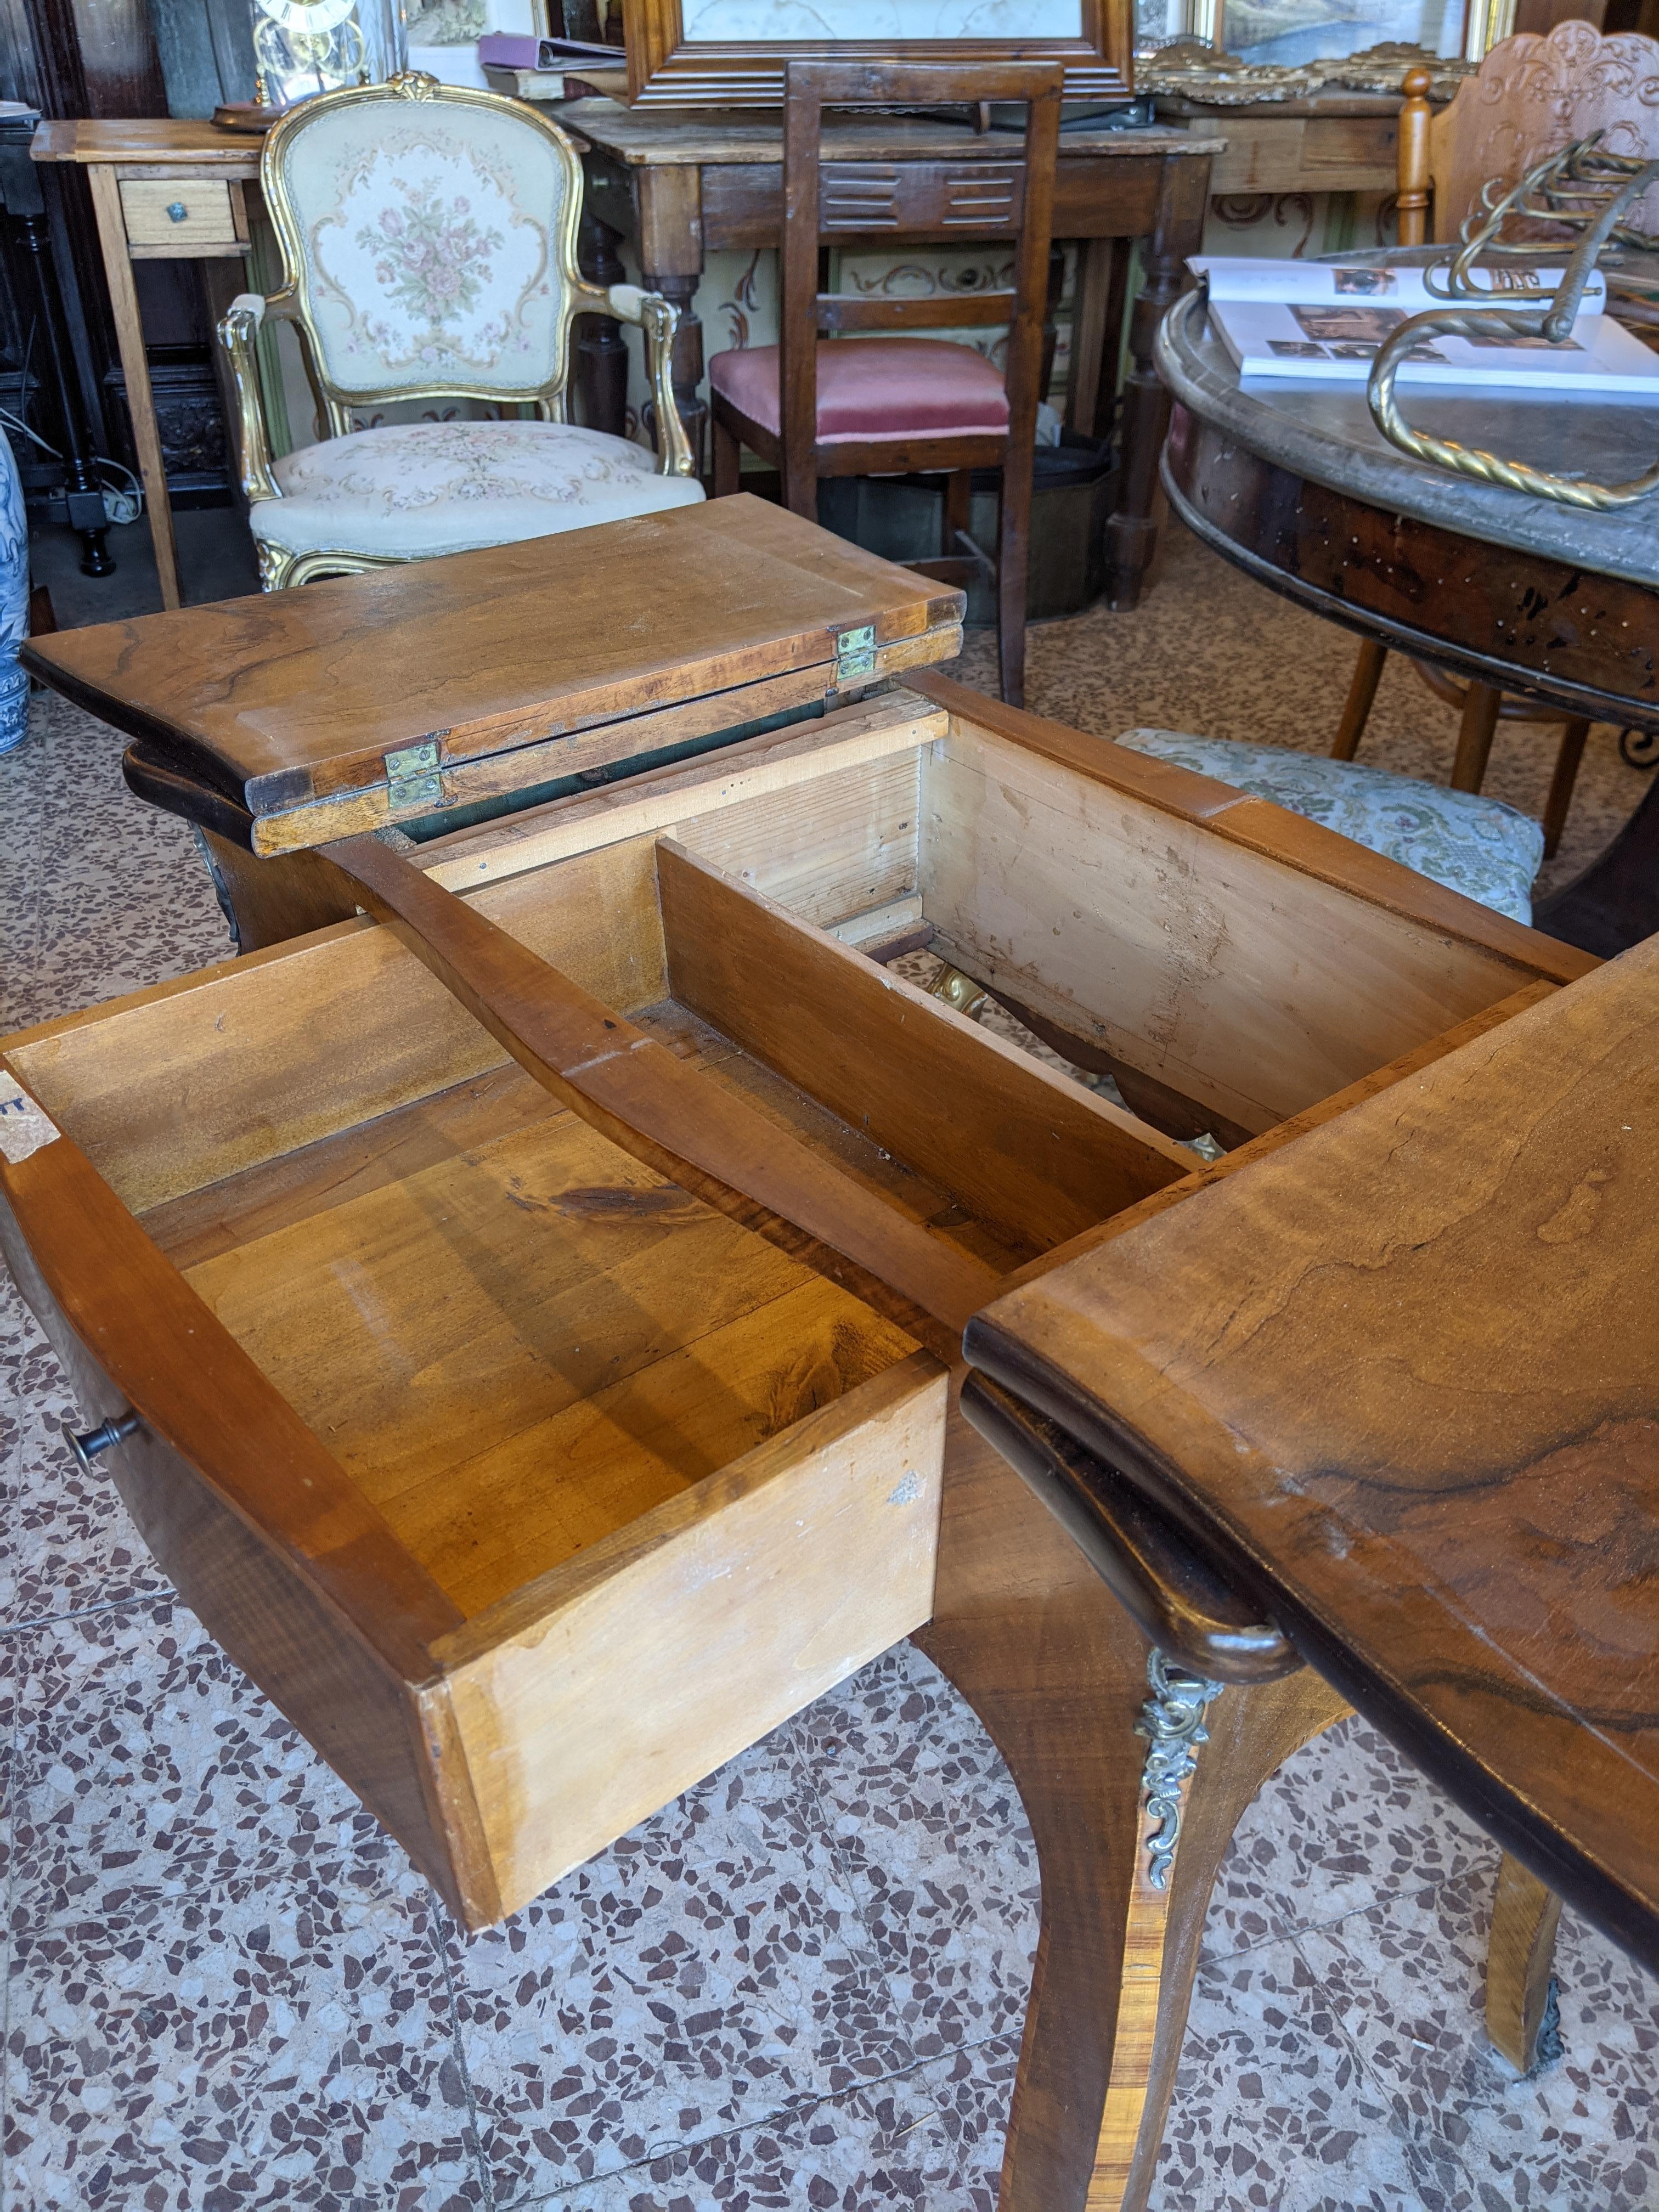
(1105, 149, 1211, 611)
(575, 206, 630, 439)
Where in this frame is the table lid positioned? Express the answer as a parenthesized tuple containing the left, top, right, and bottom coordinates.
(24, 497, 963, 853)
(964, 941, 1659, 1971)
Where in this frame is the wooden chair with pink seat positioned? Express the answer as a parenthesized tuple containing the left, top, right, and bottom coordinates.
(707, 59, 1063, 707)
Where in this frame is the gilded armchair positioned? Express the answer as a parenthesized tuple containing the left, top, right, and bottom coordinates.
(219, 72, 701, 592)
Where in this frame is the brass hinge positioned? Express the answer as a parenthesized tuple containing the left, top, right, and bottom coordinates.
(385, 739, 446, 812)
(834, 623, 877, 684)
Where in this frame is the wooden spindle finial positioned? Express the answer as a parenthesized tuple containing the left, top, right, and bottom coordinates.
(1396, 65, 1435, 247)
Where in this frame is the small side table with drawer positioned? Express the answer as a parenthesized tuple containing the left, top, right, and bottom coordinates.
(31, 120, 262, 611)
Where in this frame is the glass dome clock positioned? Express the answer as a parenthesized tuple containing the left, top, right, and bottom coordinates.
(251, 0, 406, 109)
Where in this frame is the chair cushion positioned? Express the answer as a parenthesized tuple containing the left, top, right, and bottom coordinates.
(1115, 729, 1545, 925)
(254, 420, 704, 560)
(708, 338, 1009, 444)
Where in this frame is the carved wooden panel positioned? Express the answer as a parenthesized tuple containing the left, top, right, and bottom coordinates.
(817, 159, 1026, 234)
(1431, 21, 1659, 240)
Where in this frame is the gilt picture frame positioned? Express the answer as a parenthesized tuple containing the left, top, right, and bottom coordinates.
(622, 0, 1131, 108)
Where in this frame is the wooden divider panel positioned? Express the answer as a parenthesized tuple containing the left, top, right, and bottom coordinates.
(657, 839, 1191, 1255)
(918, 720, 1542, 1136)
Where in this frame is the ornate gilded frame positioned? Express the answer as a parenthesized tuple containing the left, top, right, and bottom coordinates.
(623, 0, 1131, 108)
(217, 71, 693, 588)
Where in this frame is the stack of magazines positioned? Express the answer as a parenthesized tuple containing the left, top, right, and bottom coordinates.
(1192, 257, 1659, 394)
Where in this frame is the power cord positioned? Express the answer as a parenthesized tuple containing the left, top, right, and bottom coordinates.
(0, 403, 145, 525)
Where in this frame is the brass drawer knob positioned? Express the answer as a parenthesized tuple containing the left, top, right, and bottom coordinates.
(63, 1411, 139, 1474)
(166, 201, 188, 222)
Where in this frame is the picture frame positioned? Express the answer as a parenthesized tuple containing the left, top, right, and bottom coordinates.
(622, 0, 1131, 108)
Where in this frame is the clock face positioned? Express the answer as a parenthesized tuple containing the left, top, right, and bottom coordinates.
(255, 0, 359, 32)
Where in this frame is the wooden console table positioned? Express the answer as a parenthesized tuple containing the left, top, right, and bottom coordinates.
(557, 99, 1222, 610)
(31, 119, 260, 614)
(1153, 86, 1408, 200)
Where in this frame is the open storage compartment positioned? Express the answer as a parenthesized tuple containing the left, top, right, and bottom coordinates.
(0, 672, 1589, 1933)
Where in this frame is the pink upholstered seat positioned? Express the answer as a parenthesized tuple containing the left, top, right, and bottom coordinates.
(708, 337, 1009, 443)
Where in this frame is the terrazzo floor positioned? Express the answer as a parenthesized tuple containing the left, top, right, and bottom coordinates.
(2, 519, 1657, 2211)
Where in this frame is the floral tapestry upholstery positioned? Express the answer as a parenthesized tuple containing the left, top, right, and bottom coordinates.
(1116, 729, 1544, 925)
(268, 96, 573, 396)
(253, 420, 704, 560)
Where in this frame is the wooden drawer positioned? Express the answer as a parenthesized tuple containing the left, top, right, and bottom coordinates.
(0, 1014, 946, 1927)
(119, 178, 242, 252)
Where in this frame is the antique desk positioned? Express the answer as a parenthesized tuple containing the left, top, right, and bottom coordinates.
(30, 120, 262, 614)
(13, 493, 1592, 2209)
(558, 98, 1223, 610)
(1156, 281, 1659, 956)
(1153, 86, 1407, 200)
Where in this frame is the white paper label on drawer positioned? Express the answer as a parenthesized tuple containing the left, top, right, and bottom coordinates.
(0, 1086, 60, 1163)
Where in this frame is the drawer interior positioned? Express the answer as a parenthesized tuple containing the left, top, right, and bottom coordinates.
(140, 1049, 928, 1620)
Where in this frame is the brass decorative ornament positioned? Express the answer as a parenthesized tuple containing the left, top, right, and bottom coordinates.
(1367, 137, 1659, 510)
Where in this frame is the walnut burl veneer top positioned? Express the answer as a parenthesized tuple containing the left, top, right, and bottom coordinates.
(968, 935, 1659, 1971)
(20, 498, 959, 819)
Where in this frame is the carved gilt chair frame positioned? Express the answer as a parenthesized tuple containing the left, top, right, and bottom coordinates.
(218, 71, 695, 591)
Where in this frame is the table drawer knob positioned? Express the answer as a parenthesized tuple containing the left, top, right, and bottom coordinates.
(63, 1410, 139, 1474)
(167, 200, 188, 222)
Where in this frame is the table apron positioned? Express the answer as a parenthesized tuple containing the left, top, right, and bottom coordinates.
(591, 150, 1175, 256)
(1165, 405, 1659, 733)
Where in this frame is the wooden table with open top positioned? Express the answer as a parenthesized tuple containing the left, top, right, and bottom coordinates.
(10, 500, 1600, 2211)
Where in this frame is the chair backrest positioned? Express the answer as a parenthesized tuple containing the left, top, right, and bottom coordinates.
(1397, 21, 1659, 245)
(259, 72, 591, 431)
(776, 60, 1064, 502)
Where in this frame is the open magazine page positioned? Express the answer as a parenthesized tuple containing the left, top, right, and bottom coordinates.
(1187, 257, 1658, 392)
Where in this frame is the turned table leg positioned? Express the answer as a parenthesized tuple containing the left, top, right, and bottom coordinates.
(1333, 637, 1388, 761)
(577, 208, 630, 439)
(1487, 1854, 1564, 2073)
(1451, 679, 1502, 792)
(1105, 154, 1211, 613)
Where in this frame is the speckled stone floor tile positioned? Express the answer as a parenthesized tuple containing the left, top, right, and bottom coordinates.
(0, 1277, 171, 1628)
(5, 524, 1658, 2211)
(10, 1598, 408, 1929)
(1200, 1721, 1497, 1966)
(1301, 1870, 1659, 2212)
(1149, 1932, 1432, 2212)
(544, 2033, 1020, 2212)
(784, 1645, 1041, 2058)
(5, 1880, 480, 2211)
(444, 1723, 930, 2207)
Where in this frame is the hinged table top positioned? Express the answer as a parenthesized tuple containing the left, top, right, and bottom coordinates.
(24, 497, 962, 842)
(967, 935, 1659, 1971)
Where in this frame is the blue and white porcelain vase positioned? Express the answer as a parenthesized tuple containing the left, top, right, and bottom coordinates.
(0, 426, 29, 755)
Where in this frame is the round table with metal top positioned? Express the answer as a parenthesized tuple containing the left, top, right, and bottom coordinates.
(1154, 283, 1659, 956)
